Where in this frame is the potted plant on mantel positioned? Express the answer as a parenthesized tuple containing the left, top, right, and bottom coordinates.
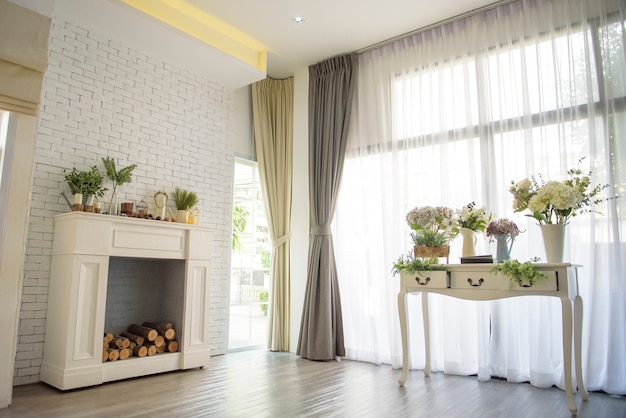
(172, 187, 198, 223)
(64, 166, 107, 212)
(102, 157, 137, 215)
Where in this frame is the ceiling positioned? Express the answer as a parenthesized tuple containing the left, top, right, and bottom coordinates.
(183, 0, 500, 79)
(11, 0, 502, 87)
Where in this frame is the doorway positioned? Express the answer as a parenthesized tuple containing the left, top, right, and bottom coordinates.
(228, 159, 270, 350)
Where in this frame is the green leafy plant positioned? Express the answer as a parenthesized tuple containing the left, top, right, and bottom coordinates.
(259, 290, 269, 316)
(392, 252, 448, 276)
(102, 156, 136, 196)
(491, 258, 549, 288)
(232, 204, 249, 251)
(172, 187, 199, 211)
(64, 166, 107, 197)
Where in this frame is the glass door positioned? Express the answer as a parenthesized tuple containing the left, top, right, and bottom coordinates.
(228, 159, 270, 350)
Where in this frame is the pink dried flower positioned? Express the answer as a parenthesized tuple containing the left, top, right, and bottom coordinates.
(486, 218, 522, 239)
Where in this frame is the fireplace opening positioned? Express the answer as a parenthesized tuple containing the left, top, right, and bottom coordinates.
(103, 257, 185, 361)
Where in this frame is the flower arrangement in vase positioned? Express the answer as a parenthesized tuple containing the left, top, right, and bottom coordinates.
(455, 202, 492, 257)
(405, 206, 457, 261)
(486, 218, 522, 263)
(509, 159, 614, 262)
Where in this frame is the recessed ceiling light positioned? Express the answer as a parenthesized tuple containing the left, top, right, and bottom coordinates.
(291, 16, 305, 24)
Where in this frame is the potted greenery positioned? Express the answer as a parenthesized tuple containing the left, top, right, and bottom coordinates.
(82, 166, 107, 212)
(64, 167, 88, 211)
(102, 157, 137, 215)
(491, 258, 548, 289)
(172, 187, 198, 223)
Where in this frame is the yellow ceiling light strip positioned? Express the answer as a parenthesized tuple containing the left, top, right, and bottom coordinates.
(121, 0, 267, 72)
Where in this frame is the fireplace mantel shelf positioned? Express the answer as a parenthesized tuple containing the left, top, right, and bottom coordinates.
(41, 212, 213, 390)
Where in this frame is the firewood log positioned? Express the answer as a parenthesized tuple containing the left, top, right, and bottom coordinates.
(145, 343, 157, 356)
(103, 332, 114, 344)
(107, 348, 119, 362)
(102, 350, 109, 362)
(128, 324, 158, 342)
(110, 337, 131, 349)
(129, 341, 136, 350)
(142, 322, 176, 340)
(154, 335, 165, 348)
(156, 344, 165, 354)
(118, 348, 131, 360)
(166, 340, 179, 353)
(133, 345, 148, 358)
(103, 341, 109, 350)
(120, 331, 145, 346)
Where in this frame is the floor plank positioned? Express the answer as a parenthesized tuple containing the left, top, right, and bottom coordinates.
(0, 349, 623, 417)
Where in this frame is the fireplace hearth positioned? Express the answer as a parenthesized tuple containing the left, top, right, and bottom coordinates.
(41, 212, 213, 390)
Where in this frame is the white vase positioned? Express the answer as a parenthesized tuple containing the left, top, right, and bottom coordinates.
(71, 193, 83, 211)
(541, 224, 565, 263)
(459, 227, 478, 257)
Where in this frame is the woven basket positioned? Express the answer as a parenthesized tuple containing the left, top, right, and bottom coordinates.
(414, 245, 450, 263)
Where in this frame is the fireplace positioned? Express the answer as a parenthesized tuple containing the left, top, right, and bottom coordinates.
(40, 212, 212, 390)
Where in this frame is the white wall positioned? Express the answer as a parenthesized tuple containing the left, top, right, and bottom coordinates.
(12, 17, 235, 385)
(290, 67, 309, 351)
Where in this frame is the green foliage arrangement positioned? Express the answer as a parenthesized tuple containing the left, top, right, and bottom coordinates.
(64, 166, 107, 197)
(102, 157, 137, 195)
(172, 187, 199, 211)
(392, 252, 448, 276)
(491, 258, 549, 288)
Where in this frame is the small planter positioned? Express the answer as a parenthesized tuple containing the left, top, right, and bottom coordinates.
(83, 194, 95, 212)
(71, 193, 84, 212)
(414, 245, 450, 263)
(175, 209, 188, 223)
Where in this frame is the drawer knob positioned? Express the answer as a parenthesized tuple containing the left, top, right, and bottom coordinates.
(415, 276, 431, 285)
(467, 278, 484, 287)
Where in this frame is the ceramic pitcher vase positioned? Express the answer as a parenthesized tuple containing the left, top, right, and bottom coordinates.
(459, 227, 478, 257)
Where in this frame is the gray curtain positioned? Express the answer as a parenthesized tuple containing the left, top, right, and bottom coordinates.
(297, 54, 357, 360)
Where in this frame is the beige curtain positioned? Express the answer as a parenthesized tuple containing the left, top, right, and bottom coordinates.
(251, 77, 294, 351)
(0, 0, 50, 115)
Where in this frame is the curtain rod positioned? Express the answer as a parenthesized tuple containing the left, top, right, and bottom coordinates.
(356, 0, 519, 54)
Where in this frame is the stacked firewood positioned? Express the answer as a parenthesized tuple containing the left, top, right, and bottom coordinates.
(102, 322, 179, 362)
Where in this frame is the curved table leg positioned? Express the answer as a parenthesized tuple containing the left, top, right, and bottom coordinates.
(422, 292, 431, 377)
(574, 295, 588, 400)
(398, 290, 409, 386)
(561, 297, 577, 415)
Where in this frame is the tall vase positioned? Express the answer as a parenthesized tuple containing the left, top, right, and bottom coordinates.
(494, 234, 513, 263)
(108, 191, 119, 216)
(540, 224, 565, 263)
(459, 227, 478, 257)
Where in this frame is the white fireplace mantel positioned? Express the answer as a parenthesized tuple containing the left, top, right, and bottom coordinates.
(41, 212, 213, 390)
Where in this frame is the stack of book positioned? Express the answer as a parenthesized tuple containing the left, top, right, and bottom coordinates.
(460, 255, 494, 264)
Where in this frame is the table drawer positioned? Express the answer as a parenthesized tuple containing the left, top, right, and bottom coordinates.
(450, 270, 558, 291)
(401, 271, 449, 290)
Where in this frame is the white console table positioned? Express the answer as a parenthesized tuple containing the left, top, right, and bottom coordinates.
(397, 263, 588, 415)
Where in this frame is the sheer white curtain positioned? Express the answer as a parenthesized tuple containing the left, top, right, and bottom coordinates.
(335, 0, 626, 395)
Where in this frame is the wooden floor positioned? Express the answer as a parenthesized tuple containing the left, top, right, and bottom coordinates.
(1, 349, 624, 418)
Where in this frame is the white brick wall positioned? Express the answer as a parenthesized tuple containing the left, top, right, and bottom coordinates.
(14, 18, 234, 385)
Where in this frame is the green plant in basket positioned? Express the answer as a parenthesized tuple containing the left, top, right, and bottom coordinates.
(491, 258, 548, 288)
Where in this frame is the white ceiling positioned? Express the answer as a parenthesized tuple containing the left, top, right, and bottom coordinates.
(187, 0, 500, 79)
(10, 0, 501, 86)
